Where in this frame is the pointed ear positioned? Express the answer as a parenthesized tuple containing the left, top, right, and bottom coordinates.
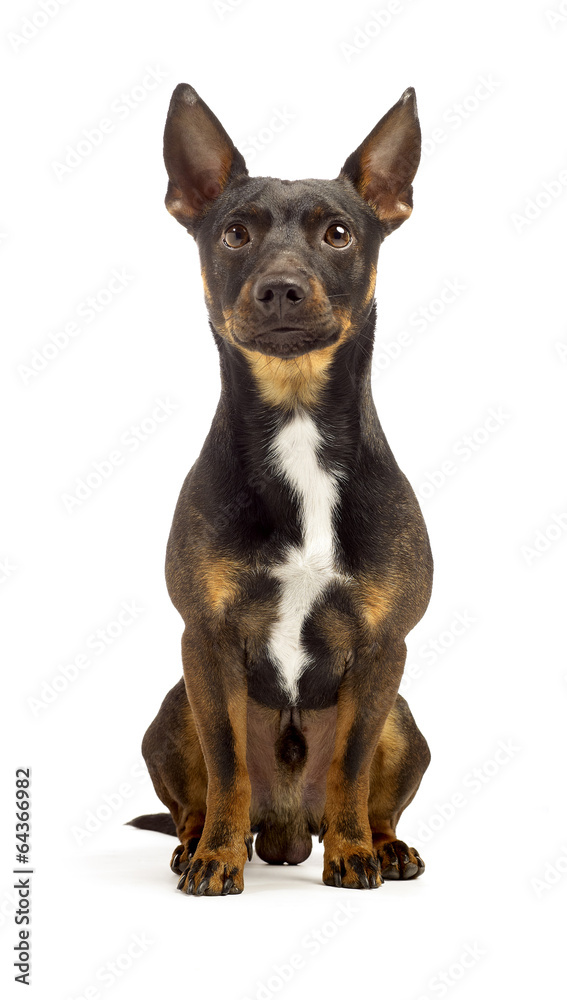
(163, 84, 248, 233)
(339, 88, 421, 235)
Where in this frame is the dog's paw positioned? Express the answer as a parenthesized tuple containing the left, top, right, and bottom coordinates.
(170, 838, 200, 875)
(323, 845, 382, 890)
(176, 836, 253, 896)
(375, 839, 424, 880)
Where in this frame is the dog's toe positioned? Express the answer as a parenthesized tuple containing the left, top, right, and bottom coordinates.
(376, 840, 424, 880)
(170, 837, 200, 875)
(323, 847, 382, 890)
(176, 844, 247, 896)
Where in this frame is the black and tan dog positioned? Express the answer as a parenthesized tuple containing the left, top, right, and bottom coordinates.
(129, 83, 433, 895)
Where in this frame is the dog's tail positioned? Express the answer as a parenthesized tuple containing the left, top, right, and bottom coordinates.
(127, 812, 177, 836)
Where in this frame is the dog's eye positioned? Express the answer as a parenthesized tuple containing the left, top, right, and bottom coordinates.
(324, 224, 351, 248)
(223, 224, 250, 248)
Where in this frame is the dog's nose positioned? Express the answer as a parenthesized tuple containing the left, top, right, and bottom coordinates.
(253, 275, 308, 318)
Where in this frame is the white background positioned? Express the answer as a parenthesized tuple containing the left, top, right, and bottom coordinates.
(1, 0, 566, 997)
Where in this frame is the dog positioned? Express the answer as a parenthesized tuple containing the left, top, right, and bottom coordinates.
(128, 83, 433, 895)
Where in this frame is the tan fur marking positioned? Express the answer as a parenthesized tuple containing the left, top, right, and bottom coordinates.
(236, 309, 354, 411)
(201, 269, 213, 304)
(198, 556, 242, 615)
(368, 704, 409, 838)
(359, 577, 397, 631)
(376, 709, 406, 770)
(363, 264, 377, 308)
(241, 346, 335, 409)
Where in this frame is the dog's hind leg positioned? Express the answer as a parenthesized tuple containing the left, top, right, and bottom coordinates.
(133, 679, 208, 878)
(367, 694, 430, 880)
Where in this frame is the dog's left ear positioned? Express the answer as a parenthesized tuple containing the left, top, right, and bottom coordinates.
(163, 83, 248, 233)
(339, 88, 421, 235)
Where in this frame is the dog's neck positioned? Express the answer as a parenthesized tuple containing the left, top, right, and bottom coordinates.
(212, 308, 383, 465)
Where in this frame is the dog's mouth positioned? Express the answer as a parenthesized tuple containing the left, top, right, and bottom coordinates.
(233, 326, 340, 359)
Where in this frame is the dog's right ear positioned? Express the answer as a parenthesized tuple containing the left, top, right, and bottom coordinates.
(163, 84, 248, 234)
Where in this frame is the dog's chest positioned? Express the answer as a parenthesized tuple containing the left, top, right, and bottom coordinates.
(264, 413, 344, 703)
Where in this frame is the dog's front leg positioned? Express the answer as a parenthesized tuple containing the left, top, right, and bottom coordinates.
(176, 625, 252, 896)
(320, 641, 407, 889)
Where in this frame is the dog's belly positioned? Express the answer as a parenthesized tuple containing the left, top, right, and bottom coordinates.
(247, 698, 337, 824)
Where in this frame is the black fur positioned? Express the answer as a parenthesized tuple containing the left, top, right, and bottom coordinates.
(127, 812, 176, 836)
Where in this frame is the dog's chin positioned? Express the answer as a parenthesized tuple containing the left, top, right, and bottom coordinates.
(233, 327, 340, 359)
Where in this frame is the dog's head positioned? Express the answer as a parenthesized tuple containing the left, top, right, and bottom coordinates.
(163, 84, 420, 367)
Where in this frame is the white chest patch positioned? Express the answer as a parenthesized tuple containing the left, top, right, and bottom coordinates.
(267, 412, 341, 702)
